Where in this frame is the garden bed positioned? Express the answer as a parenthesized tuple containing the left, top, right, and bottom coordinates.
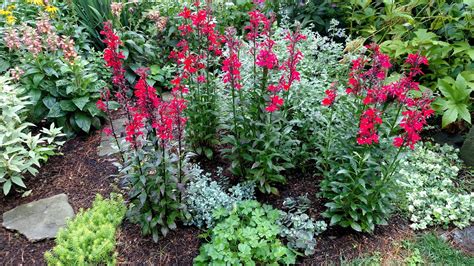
(1, 130, 414, 265)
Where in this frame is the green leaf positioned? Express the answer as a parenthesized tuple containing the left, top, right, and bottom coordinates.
(330, 214, 342, 225)
(75, 113, 92, 133)
(72, 97, 90, 111)
(47, 103, 66, 118)
(3, 180, 12, 195)
(33, 74, 45, 86)
(442, 108, 458, 128)
(350, 222, 362, 232)
(11, 176, 26, 188)
(42, 96, 57, 109)
(59, 100, 77, 112)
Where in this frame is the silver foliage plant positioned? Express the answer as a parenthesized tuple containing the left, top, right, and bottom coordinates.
(183, 163, 255, 228)
(279, 195, 327, 256)
(397, 143, 473, 230)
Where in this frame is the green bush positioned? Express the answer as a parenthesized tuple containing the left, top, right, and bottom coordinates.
(0, 76, 64, 195)
(194, 200, 296, 265)
(2, 15, 107, 136)
(44, 194, 126, 266)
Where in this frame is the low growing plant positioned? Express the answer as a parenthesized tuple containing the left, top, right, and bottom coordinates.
(194, 200, 296, 265)
(397, 142, 473, 230)
(44, 193, 126, 265)
(184, 164, 255, 228)
(0, 76, 64, 195)
(279, 195, 327, 256)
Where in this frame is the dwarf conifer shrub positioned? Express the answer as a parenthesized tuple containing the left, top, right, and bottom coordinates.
(44, 194, 126, 266)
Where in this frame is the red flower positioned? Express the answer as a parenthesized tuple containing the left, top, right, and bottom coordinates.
(103, 127, 113, 136)
(357, 108, 383, 145)
(96, 99, 107, 112)
(222, 27, 242, 90)
(178, 7, 191, 19)
(322, 89, 337, 106)
(256, 39, 278, 69)
(266, 95, 284, 112)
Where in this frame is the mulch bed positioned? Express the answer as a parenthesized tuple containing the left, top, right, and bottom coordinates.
(1, 129, 415, 265)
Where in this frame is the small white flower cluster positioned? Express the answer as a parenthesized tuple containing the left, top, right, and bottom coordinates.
(397, 143, 473, 230)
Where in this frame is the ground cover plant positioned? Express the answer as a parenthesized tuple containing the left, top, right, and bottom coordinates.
(0, 0, 473, 265)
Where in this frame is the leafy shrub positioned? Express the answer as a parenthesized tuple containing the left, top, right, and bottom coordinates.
(184, 164, 255, 228)
(44, 194, 126, 266)
(194, 200, 296, 265)
(0, 76, 64, 195)
(2, 15, 106, 136)
(271, 0, 344, 34)
(397, 143, 473, 230)
(279, 195, 327, 256)
(343, 0, 474, 127)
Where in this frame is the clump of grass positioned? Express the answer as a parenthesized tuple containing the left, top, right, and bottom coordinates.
(413, 233, 474, 265)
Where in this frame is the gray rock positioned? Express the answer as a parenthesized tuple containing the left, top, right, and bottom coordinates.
(98, 118, 127, 156)
(452, 226, 474, 253)
(460, 127, 474, 166)
(2, 194, 74, 242)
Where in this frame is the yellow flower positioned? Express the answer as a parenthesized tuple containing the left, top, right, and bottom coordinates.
(0, 9, 12, 16)
(6, 15, 16, 25)
(27, 0, 45, 6)
(7, 4, 16, 11)
(45, 5, 59, 14)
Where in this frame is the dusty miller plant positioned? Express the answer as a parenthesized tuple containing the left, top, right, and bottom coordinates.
(184, 163, 255, 228)
(278, 195, 327, 256)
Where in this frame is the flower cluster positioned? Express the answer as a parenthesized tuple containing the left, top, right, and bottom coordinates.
(322, 87, 337, 106)
(2, 16, 77, 63)
(222, 27, 242, 90)
(170, 3, 223, 95)
(110, 2, 123, 17)
(147, 10, 168, 32)
(101, 22, 126, 89)
(0, 4, 16, 25)
(356, 108, 383, 145)
(344, 44, 433, 149)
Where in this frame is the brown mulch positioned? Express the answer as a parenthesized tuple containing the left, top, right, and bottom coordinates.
(1, 129, 415, 265)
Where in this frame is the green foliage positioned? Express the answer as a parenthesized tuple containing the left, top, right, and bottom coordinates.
(44, 193, 127, 266)
(279, 195, 327, 256)
(184, 164, 255, 228)
(433, 72, 474, 127)
(397, 143, 473, 230)
(3, 16, 106, 136)
(72, 0, 113, 50)
(0, 76, 64, 195)
(194, 200, 296, 265)
(343, 0, 474, 127)
(413, 233, 474, 265)
(125, 142, 188, 243)
(271, 0, 345, 34)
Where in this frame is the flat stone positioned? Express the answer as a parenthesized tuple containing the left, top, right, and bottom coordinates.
(2, 194, 74, 242)
(452, 226, 474, 253)
(98, 117, 127, 156)
(460, 127, 474, 166)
